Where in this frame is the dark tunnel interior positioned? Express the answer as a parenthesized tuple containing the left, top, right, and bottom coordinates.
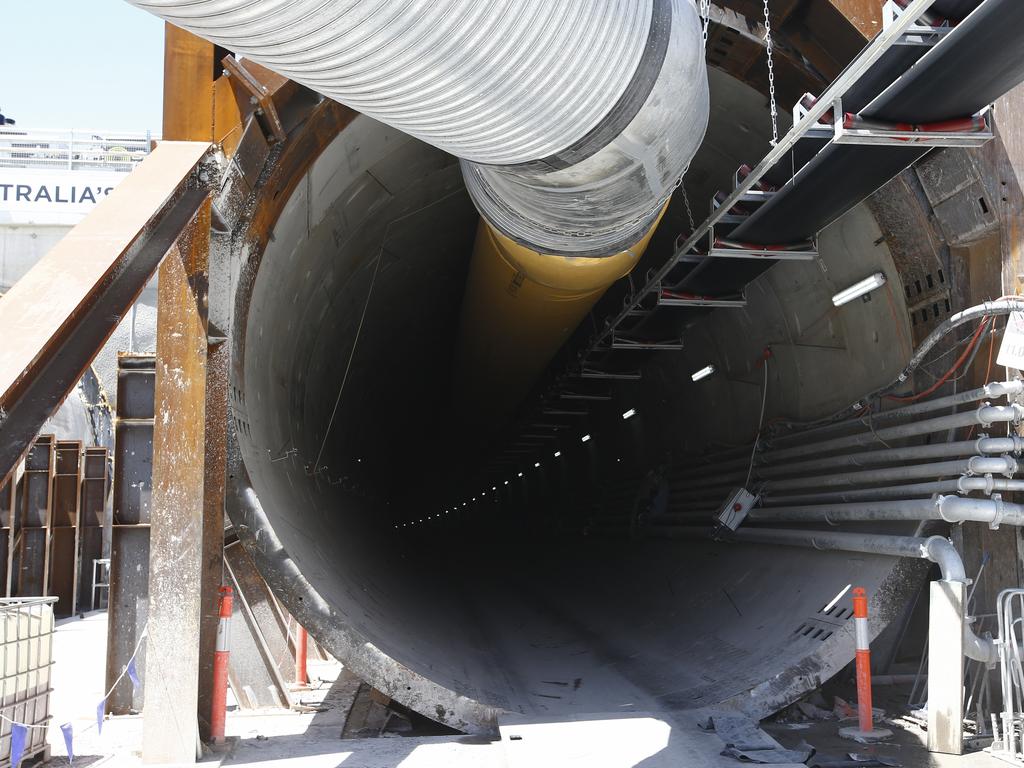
(226, 67, 933, 731)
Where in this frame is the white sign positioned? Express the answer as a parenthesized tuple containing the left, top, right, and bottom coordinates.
(0, 167, 129, 226)
(997, 311, 1024, 370)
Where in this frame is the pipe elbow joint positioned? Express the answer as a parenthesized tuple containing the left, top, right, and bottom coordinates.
(985, 380, 1024, 400)
(922, 535, 967, 583)
(964, 624, 1000, 666)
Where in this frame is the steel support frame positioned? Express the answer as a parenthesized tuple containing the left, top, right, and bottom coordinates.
(140, 25, 237, 760)
(584, 0, 941, 355)
(0, 144, 214, 486)
(107, 354, 155, 716)
(49, 440, 82, 617)
(141, 198, 214, 764)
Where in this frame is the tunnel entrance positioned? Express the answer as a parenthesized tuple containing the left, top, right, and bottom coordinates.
(226, 70, 929, 733)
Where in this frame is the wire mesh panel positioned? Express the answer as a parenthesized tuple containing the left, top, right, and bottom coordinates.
(0, 598, 56, 768)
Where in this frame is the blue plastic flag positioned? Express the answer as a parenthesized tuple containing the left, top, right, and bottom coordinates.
(10, 722, 26, 767)
(60, 723, 73, 765)
(96, 700, 105, 734)
(127, 658, 140, 692)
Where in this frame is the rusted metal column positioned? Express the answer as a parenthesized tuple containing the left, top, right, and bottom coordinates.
(141, 200, 212, 764)
(107, 354, 155, 715)
(12, 436, 53, 597)
(149, 23, 235, 750)
(197, 340, 228, 740)
(49, 440, 82, 617)
(78, 447, 108, 613)
(0, 473, 11, 595)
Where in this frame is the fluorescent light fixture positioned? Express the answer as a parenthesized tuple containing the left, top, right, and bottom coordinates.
(832, 272, 886, 307)
(622, 408, 636, 420)
(691, 364, 715, 382)
(554, 451, 561, 457)
(534, 462, 541, 468)
(581, 434, 591, 443)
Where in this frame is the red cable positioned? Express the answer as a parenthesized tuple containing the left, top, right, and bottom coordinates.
(884, 317, 990, 403)
(966, 321, 999, 441)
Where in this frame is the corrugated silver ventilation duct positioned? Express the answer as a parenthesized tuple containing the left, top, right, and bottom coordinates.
(126, 0, 709, 254)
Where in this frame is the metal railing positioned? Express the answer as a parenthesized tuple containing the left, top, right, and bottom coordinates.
(0, 128, 155, 172)
(994, 589, 1024, 764)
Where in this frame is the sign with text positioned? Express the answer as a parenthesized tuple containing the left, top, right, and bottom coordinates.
(997, 311, 1024, 370)
(0, 167, 128, 226)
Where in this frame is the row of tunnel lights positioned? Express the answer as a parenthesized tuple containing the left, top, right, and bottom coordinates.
(394, 364, 720, 530)
(392, 276, 889, 527)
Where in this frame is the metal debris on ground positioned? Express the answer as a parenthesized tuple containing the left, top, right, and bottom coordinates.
(810, 756, 901, 768)
(848, 752, 901, 765)
(703, 712, 815, 764)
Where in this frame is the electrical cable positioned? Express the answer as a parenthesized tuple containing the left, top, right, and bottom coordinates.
(313, 251, 384, 473)
(745, 358, 769, 488)
(884, 316, 990, 403)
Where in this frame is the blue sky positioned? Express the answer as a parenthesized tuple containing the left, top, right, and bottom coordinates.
(1, 0, 164, 131)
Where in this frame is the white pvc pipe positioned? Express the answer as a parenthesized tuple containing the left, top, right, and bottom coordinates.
(749, 495, 1024, 528)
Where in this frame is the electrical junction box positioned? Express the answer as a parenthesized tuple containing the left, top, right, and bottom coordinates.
(714, 487, 758, 534)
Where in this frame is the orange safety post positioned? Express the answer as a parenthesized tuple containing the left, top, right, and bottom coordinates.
(840, 587, 892, 742)
(295, 626, 309, 686)
(853, 587, 873, 733)
(211, 585, 233, 744)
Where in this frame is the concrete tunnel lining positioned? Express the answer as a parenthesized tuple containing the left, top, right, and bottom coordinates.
(225, 71, 931, 732)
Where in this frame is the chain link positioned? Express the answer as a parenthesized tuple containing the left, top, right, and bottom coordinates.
(762, 0, 779, 146)
(699, 0, 711, 48)
(681, 181, 697, 235)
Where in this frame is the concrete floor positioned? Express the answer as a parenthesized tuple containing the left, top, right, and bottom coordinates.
(36, 612, 1013, 768)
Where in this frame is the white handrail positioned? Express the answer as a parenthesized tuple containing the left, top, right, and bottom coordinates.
(0, 127, 157, 172)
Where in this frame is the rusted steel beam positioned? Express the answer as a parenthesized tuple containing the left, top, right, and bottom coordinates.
(827, 0, 882, 39)
(163, 26, 215, 144)
(221, 56, 288, 143)
(158, 25, 235, 747)
(49, 440, 81, 617)
(141, 199, 213, 764)
(12, 435, 53, 597)
(0, 141, 213, 485)
(107, 353, 155, 716)
(78, 446, 108, 614)
(0, 470, 11, 596)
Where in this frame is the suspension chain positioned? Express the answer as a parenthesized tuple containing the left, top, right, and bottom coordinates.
(762, 0, 779, 146)
(690, 0, 710, 232)
(681, 181, 697, 234)
(699, 0, 711, 48)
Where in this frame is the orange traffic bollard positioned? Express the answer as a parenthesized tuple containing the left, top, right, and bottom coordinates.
(295, 626, 308, 686)
(839, 587, 892, 742)
(210, 585, 233, 745)
(853, 587, 873, 734)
